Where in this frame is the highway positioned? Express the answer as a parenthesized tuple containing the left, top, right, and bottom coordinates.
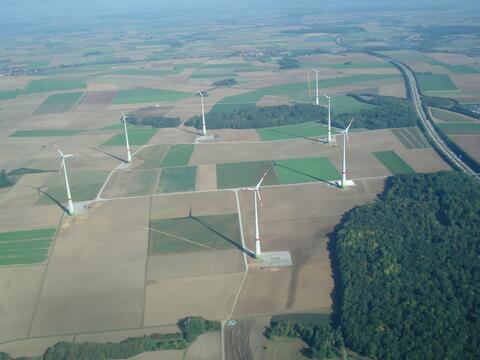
(336, 36, 479, 181)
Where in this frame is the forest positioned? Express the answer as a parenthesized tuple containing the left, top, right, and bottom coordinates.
(278, 56, 300, 69)
(186, 103, 327, 129)
(422, 95, 480, 119)
(0, 317, 220, 360)
(334, 171, 480, 359)
(212, 78, 238, 87)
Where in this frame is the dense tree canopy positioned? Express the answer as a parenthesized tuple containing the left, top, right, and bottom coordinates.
(212, 78, 238, 87)
(332, 94, 418, 130)
(335, 171, 480, 360)
(127, 114, 180, 128)
(186, 103, 327, 129)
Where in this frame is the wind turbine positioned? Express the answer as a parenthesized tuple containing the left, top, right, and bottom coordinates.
(55, 145, 77, 215)
(323, 94, 332, 143)
(121, 113, 132, 163)
(338, 118, 354, 189)
(242, 170, 269, 259)
(197, 91, 207, 136)
(314, 69, 320, 106)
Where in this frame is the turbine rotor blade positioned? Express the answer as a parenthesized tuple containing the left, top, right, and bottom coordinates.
(256, 190, 264, 208)
(346, 117, 354, 132)
(256, 169, 269, 188)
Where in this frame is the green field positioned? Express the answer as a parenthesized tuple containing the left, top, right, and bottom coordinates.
(9, 129, 84, 137)
(34, 92, 84, 114)
(211, 74, 397, 112)
(436, 122, 480, 134)
(322, 62, 393, 69)
(0, 89, 22, 101)
(112, 88, 191, 104)
(189, 70, 236, 79)
(274, 157, 340, 184)
(157, 166, 196, 193)
(373, 150, 415, 174)
(328, 95, 375, 114)
(0, 228, 55, 266)
(29, 60, 50, 68)
(138, 144, 170, 169)
(39, 171, 109, 204)
(417, 73, 457, 92)
(149, 213, 241, 254)
(25, 79, 86, 93)
(444, 64, 479, 74)
(160, 144, 194, 167)
(101, 128, 158, 146)
(431, 107, 475, 123)
(380, 51, 444, 66)
(123, 170, 159, 197)
(391, 127, 430, 149)
(257, 122, 328, 141)
(217, 160, 278, 189)
(110, 69, 172, 77)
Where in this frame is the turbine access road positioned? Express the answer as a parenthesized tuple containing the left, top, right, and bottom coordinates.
(336, 36, 479, 181)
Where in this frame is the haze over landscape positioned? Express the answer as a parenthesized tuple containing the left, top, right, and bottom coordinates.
(0, 0, 479, 359)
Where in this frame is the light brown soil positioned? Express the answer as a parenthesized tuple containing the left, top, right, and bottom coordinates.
(196, 164, 217, 191)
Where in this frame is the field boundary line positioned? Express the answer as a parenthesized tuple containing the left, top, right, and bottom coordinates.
(26, 212, 65, 337)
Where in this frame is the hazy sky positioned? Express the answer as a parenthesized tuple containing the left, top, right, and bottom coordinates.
(0, 0, 476, 22)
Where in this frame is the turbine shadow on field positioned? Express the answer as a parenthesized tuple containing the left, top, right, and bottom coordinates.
(178, 126, 201, 136)
(92, 147, 128, 163)
(272, 161, 334, 187)
(268, 129, 323, 144)
(189, 213, 250, 256)
(26, 185, 69, 214)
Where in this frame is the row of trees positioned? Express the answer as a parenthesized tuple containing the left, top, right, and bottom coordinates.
(265, 321, 344, 359)
(334, 171, 480, 359)
(186, 103, 327, 129)
(0, 317, 220, 360)
(422, 95, 480, 119)
(126, 114, 181, 128)
(212, 78, 238, 87)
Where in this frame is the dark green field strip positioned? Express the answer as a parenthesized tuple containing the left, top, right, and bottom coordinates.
(34, 92, 84, 115)
(0, 255, 49, 266)
(101, 128, 158, 146)
(160, 144, 194, 167)
(273, 157, 340, 184)
(9, 129, 85, 137)
(436, 122, 480, 134)
(25, 79, 86, 93)
(0, 248, 50, 258)
(0, 228, 56, 241)
(0, 239, 52, 251)
(0, 89, 22, 101)
(216, 160, 278, 189)
(150, 213, 241, 254)
(156, 166, 196, 193)
(374, 150, 415, 175)
(417, 73, 457, 92)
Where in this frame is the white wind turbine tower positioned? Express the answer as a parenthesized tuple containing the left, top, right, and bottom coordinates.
(337, 118, 355, 189)
(323, 94, 332, 143)
(55, 145, 77, 215)
(121, 113, 132, 163)
(242, 169, 269, 259)
(197, 91, 207, 136)
(314, 69, 320, 106)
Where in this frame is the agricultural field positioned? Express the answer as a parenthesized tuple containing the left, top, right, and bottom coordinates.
(373, 150, 415, 174)
(0, 228, 55, 266)
(160, 144, 194, 167)
(430, 107, 475, 122)
(112, 88, 191, 104)
(24, 79, 86, 93)
(391, 127, 430, 149)
(9, 129, 84, 137)
(0, 89, 22, 101)
(157, 166, 197, 193)
(436, 122, 480, 134)
(416, 73, 458, 92)
(101, 128, 158, 146)
(34, 92, 84, 115)
(257, 122, 329, 141)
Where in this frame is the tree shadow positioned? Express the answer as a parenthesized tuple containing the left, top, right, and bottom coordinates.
(188, 210, 252, 257)
(91, 147, 127, 163)
(26, 185, 69, 215)
(272, 160, 336, 187)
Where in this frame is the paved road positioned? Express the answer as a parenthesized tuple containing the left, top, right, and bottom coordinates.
(224, 320, 254, 360)
(336, 36, 479, 181)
